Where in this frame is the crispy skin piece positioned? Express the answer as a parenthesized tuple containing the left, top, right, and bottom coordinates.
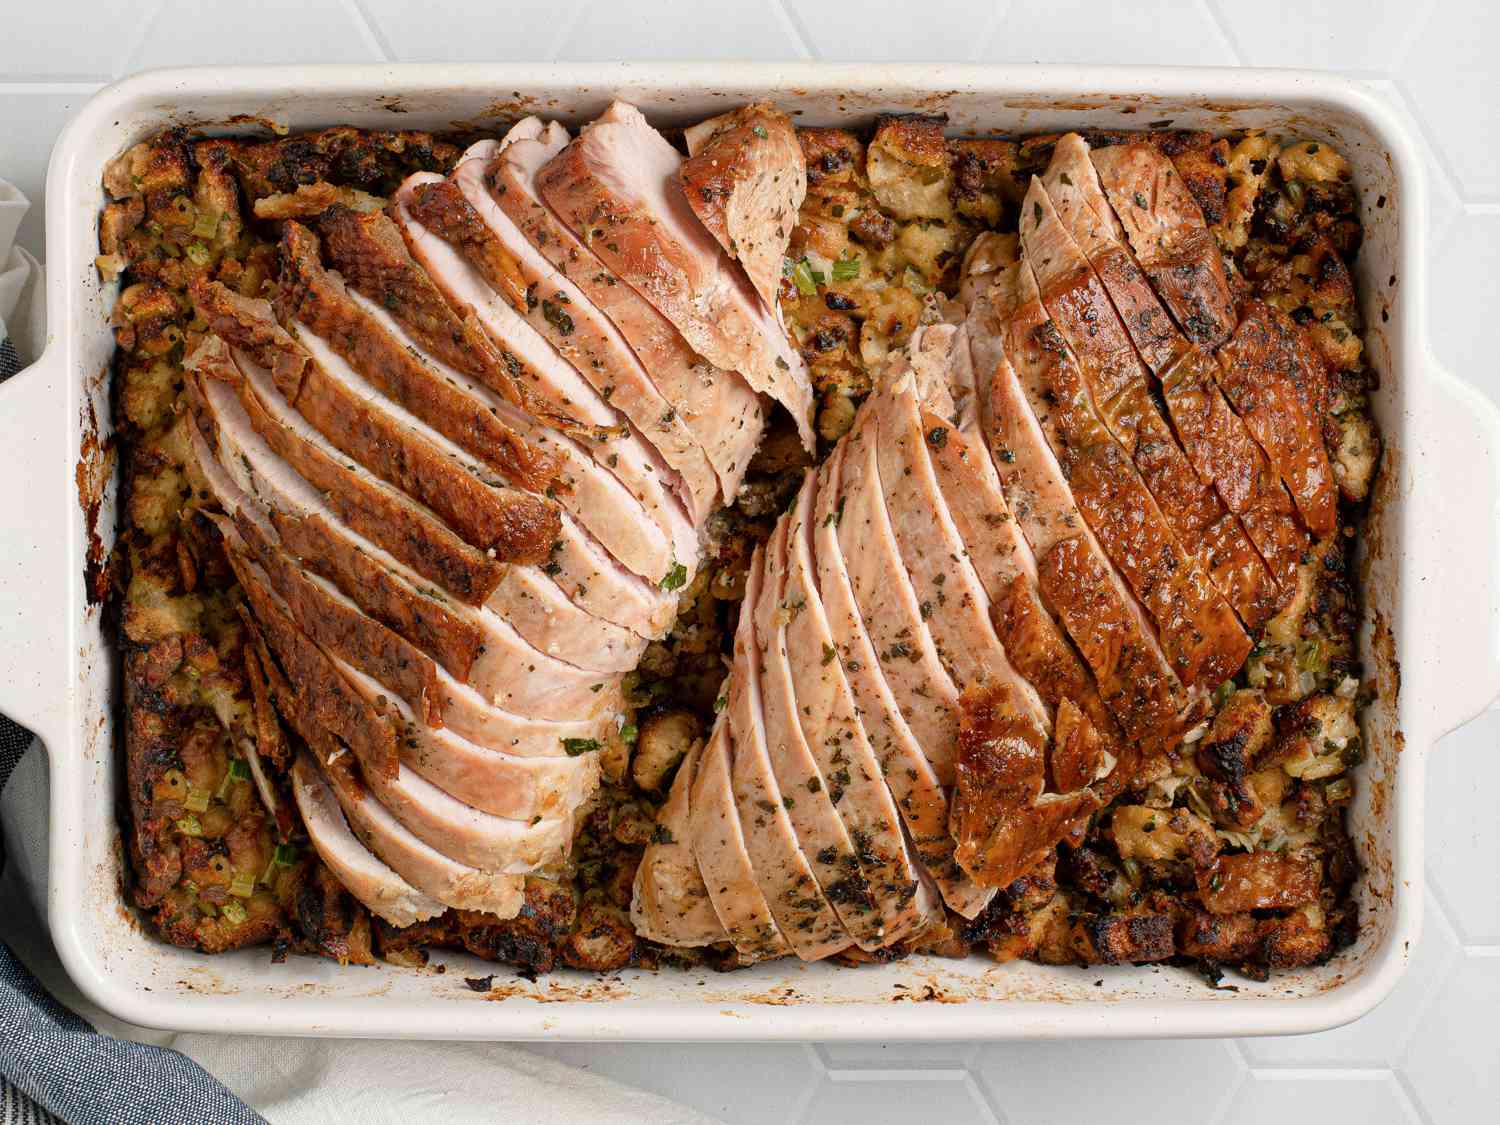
(229, 556, 399, 781)
(185, 330, 504, 608)
(1036, 537, 1182, 740)
(1007, 266, 1250, 688)
(404, 178, 531, 313)
(951, 681, 1100, 890)
(680, 102, 806, 312)
(280, 220, 570, 511)
(192, 277, 556, 563)
(230, 126, 460, 203)
(1216, 302, 1339, 537)
(1089, 141, 1237, 350)
(317, 205, 583, 438)
(1197, 852, 1321, 914)
(209, 509, 442, 727)
(1160, 346, 1309, 587)
(1021, 178, 1279, 630)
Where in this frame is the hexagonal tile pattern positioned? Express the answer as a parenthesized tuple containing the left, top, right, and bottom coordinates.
(1399, 954, 1500, 1122)
(976, 1039, 1244, 1122)
(800, 1072, 998, 1125)
(980, 0, 1236, 66)
(358, 0, 590, 62)
(1223, 1073, 1418, 1125)
(524, 1042, 821, 1125)
(554, 0, 807, 62)
(1426, 706, 1500, 942)
(1395, 0, 1500, 202)
(125, 0, 382, 70)
(1207, 0, 1426, 71)
(0, 1, 157, 80)
(1240, 890, 1462, 1068)
(4, 5, 1500, 1123)
(782, 0, 1009, 62)
(1428, 217, 1500, 411)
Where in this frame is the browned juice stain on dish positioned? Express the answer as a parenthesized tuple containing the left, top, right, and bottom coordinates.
(76, 378, 114, 606)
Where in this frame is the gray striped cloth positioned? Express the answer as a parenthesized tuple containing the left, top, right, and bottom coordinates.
(0, 337, 264, 1125)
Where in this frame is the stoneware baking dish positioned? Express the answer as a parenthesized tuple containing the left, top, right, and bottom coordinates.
(2, 63, 1497, 1041)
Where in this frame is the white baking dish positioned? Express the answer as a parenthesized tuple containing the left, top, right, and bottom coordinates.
(2, 62, 1497, 1041)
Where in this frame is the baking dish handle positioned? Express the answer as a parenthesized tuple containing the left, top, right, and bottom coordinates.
(0, 343, 71, 745)
(1421, 355, 1500, 737)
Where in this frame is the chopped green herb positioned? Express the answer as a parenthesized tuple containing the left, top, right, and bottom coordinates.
(752, 124, 769, 139)
(561, 737, 600, 756)
(661, 561, 689, 591)
(542, 298, 574, 336)
(831, 256, 862, 281)
(792, 257, 821, 296)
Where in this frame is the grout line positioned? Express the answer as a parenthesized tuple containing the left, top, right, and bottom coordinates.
(1463, 202, 1500, 217)
(1393, 1068, 1436, 1125)
(769, 0, 819, 61)
(342, 0, 396, 63)
(1384, 77, 1477, 211)
(822, 1068, 971, 1082)
(1200, 0, 1248, 66)
(961, 1072, 1003, 1125)
(1245, 1067, 1398, 1081)
(109, 0, 166, 79)
(112, 0, 167, 81)
(1205, 1065, 1248, 1125)
(547, 0, 595, 62)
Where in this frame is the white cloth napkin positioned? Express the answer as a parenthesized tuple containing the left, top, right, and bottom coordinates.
(0, 178, 716, 1125)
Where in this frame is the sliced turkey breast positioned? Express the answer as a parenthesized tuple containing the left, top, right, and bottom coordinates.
(781, 471, 935, 945)
(318, 753, 524, 917)
(904, 335, 1121, 745)
(727, 544, 851, 961)
(315, 203, 581, 437)
(1038, 135, 1310, 594)
(689, 721, 791, 962)
(290, 753, 445, 927)
(190, 277, 558, 567)
(330, 661, 574, 872)
(1002, 258, 1251, 688)
(874, 371, 1050, 732)
(1088, 141, 1238, 350)
(680, 103, 806, 314)
(491, 119, 765, 507)
(965, 269, 1187, 741)
(191, 360, 624, 725)
(753, 511, 885, 950)
(836, 403, 963, 783)
(538, 101, 815, 451)
(631, 741, 727, 948)
(810, 442, 988, 919)
(414, 153, 719, 525)
(391, 192, 698, 588)
(1020, 179, 1281, 631)
(1216, 302, 1341, 538)
(185, 294, 505, 606)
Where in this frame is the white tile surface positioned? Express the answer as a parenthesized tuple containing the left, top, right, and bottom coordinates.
(2, 1, 1498, 1122)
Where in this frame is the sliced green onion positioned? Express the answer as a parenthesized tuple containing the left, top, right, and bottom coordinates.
(184, 241, 212, 266)
(229, 874, 255, 899)
(792, 258, 820, 296)
(183, 788, 210, 813)
(831, 256, 862, 281)
(175, 815, 203, 837)
(192, 209, 220, 239)
(228, 758, 252, 781)
(219, 900, 248, 925)
(273, 843, 298, 867)
(619, 723, 639, 746)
